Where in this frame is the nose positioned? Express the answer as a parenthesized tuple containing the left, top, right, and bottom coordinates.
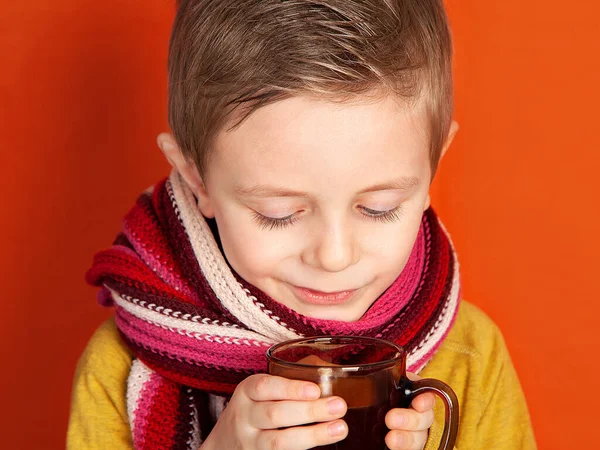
(301, 218, 360, 273)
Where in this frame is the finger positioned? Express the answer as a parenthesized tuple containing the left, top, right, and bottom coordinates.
(251, 396, 347, 429)
(385, 407, 434, 432)
(405, 373, 436, 412)
(242, 374, 321, 402)
(411, 393, 436, 413)
(385, 430, 429, 450)
(258, 420, 348, 450)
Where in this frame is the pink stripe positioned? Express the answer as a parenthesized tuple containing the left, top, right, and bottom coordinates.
(116, 309, 268, 371)
(132, 371, 163, 448)
(362, 225, 425, 320)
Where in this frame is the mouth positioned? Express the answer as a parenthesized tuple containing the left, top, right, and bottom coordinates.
(291, 285, 359, 306)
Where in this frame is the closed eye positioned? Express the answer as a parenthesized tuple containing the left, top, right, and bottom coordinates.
(251, 211, 299, 230)
(251, 205, 403, 230)
(358, 205, 403, 223)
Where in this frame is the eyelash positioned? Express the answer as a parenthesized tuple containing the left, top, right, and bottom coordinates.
(251, 206, 403, 230)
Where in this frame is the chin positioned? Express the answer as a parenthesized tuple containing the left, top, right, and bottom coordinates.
(301, 305, 366, 323)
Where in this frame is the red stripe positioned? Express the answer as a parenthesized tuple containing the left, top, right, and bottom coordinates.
(87, 247, 188, 302)
(143, 359, 238, 395)
(139, 377, 181, 450)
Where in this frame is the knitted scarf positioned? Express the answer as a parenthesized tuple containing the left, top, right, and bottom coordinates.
(86, 170, 461, 449)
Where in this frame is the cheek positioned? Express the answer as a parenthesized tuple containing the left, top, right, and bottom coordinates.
(361, 207, 424, 269)
(213, 209, 293, 281)
(367, 231, 416, 273)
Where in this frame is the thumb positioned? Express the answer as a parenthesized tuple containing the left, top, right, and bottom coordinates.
(406, 371, 422, 381)
(406, 371, 436, 412)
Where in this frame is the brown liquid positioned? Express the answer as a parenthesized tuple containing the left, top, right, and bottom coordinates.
(316, 401, 392, 450)
(313, 377, 393, 450)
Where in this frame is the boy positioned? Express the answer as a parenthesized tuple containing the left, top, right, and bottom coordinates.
(68, 0, 537, 449)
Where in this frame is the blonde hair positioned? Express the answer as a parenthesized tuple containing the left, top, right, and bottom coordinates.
(168, 0, 453, 178)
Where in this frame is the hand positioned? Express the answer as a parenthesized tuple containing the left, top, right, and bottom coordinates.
(384, 372, 436, 450)
(201, 374, 348, 450)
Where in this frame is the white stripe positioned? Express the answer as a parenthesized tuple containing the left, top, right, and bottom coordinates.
(111, 289, 275, 345)
(169, 170, 299, 341)
(186, 388, 203, 450)
(209, 394, 228, 423)
(126, 359, 153, 430)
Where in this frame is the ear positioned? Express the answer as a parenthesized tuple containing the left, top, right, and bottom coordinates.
(440, 120, 459, 160)
(156, 132, 215, 218)
(424, 120, 459, 211)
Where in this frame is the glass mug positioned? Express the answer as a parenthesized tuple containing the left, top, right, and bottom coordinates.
(267, 336, 458, 450)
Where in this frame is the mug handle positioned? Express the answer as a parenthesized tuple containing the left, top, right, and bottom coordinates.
(396, 377, 459, 450)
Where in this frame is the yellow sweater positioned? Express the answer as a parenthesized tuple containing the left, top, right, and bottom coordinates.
(67, 300, 537, 449)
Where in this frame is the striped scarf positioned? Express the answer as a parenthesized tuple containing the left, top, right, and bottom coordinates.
(86, 170, 461, 449)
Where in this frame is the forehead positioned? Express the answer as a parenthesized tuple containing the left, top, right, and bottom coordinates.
(208, 94, 430, 188)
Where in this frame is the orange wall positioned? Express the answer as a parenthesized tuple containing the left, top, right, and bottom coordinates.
(2, 1, 598, 448)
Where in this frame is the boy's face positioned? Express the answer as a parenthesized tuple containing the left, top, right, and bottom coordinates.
(173, 95, 443, 322)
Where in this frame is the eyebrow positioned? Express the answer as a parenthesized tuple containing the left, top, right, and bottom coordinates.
(234, 176, 421, 198)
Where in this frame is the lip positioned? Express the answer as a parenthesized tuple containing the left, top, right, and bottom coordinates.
(291, 285, 358, 305)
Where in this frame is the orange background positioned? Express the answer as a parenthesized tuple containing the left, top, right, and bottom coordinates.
(1, 1, 598, 448)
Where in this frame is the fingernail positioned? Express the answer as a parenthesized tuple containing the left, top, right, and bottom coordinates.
(328, 420, 346, 437)
(302, 384, 320, 399)
(327, 398, 345, 415)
